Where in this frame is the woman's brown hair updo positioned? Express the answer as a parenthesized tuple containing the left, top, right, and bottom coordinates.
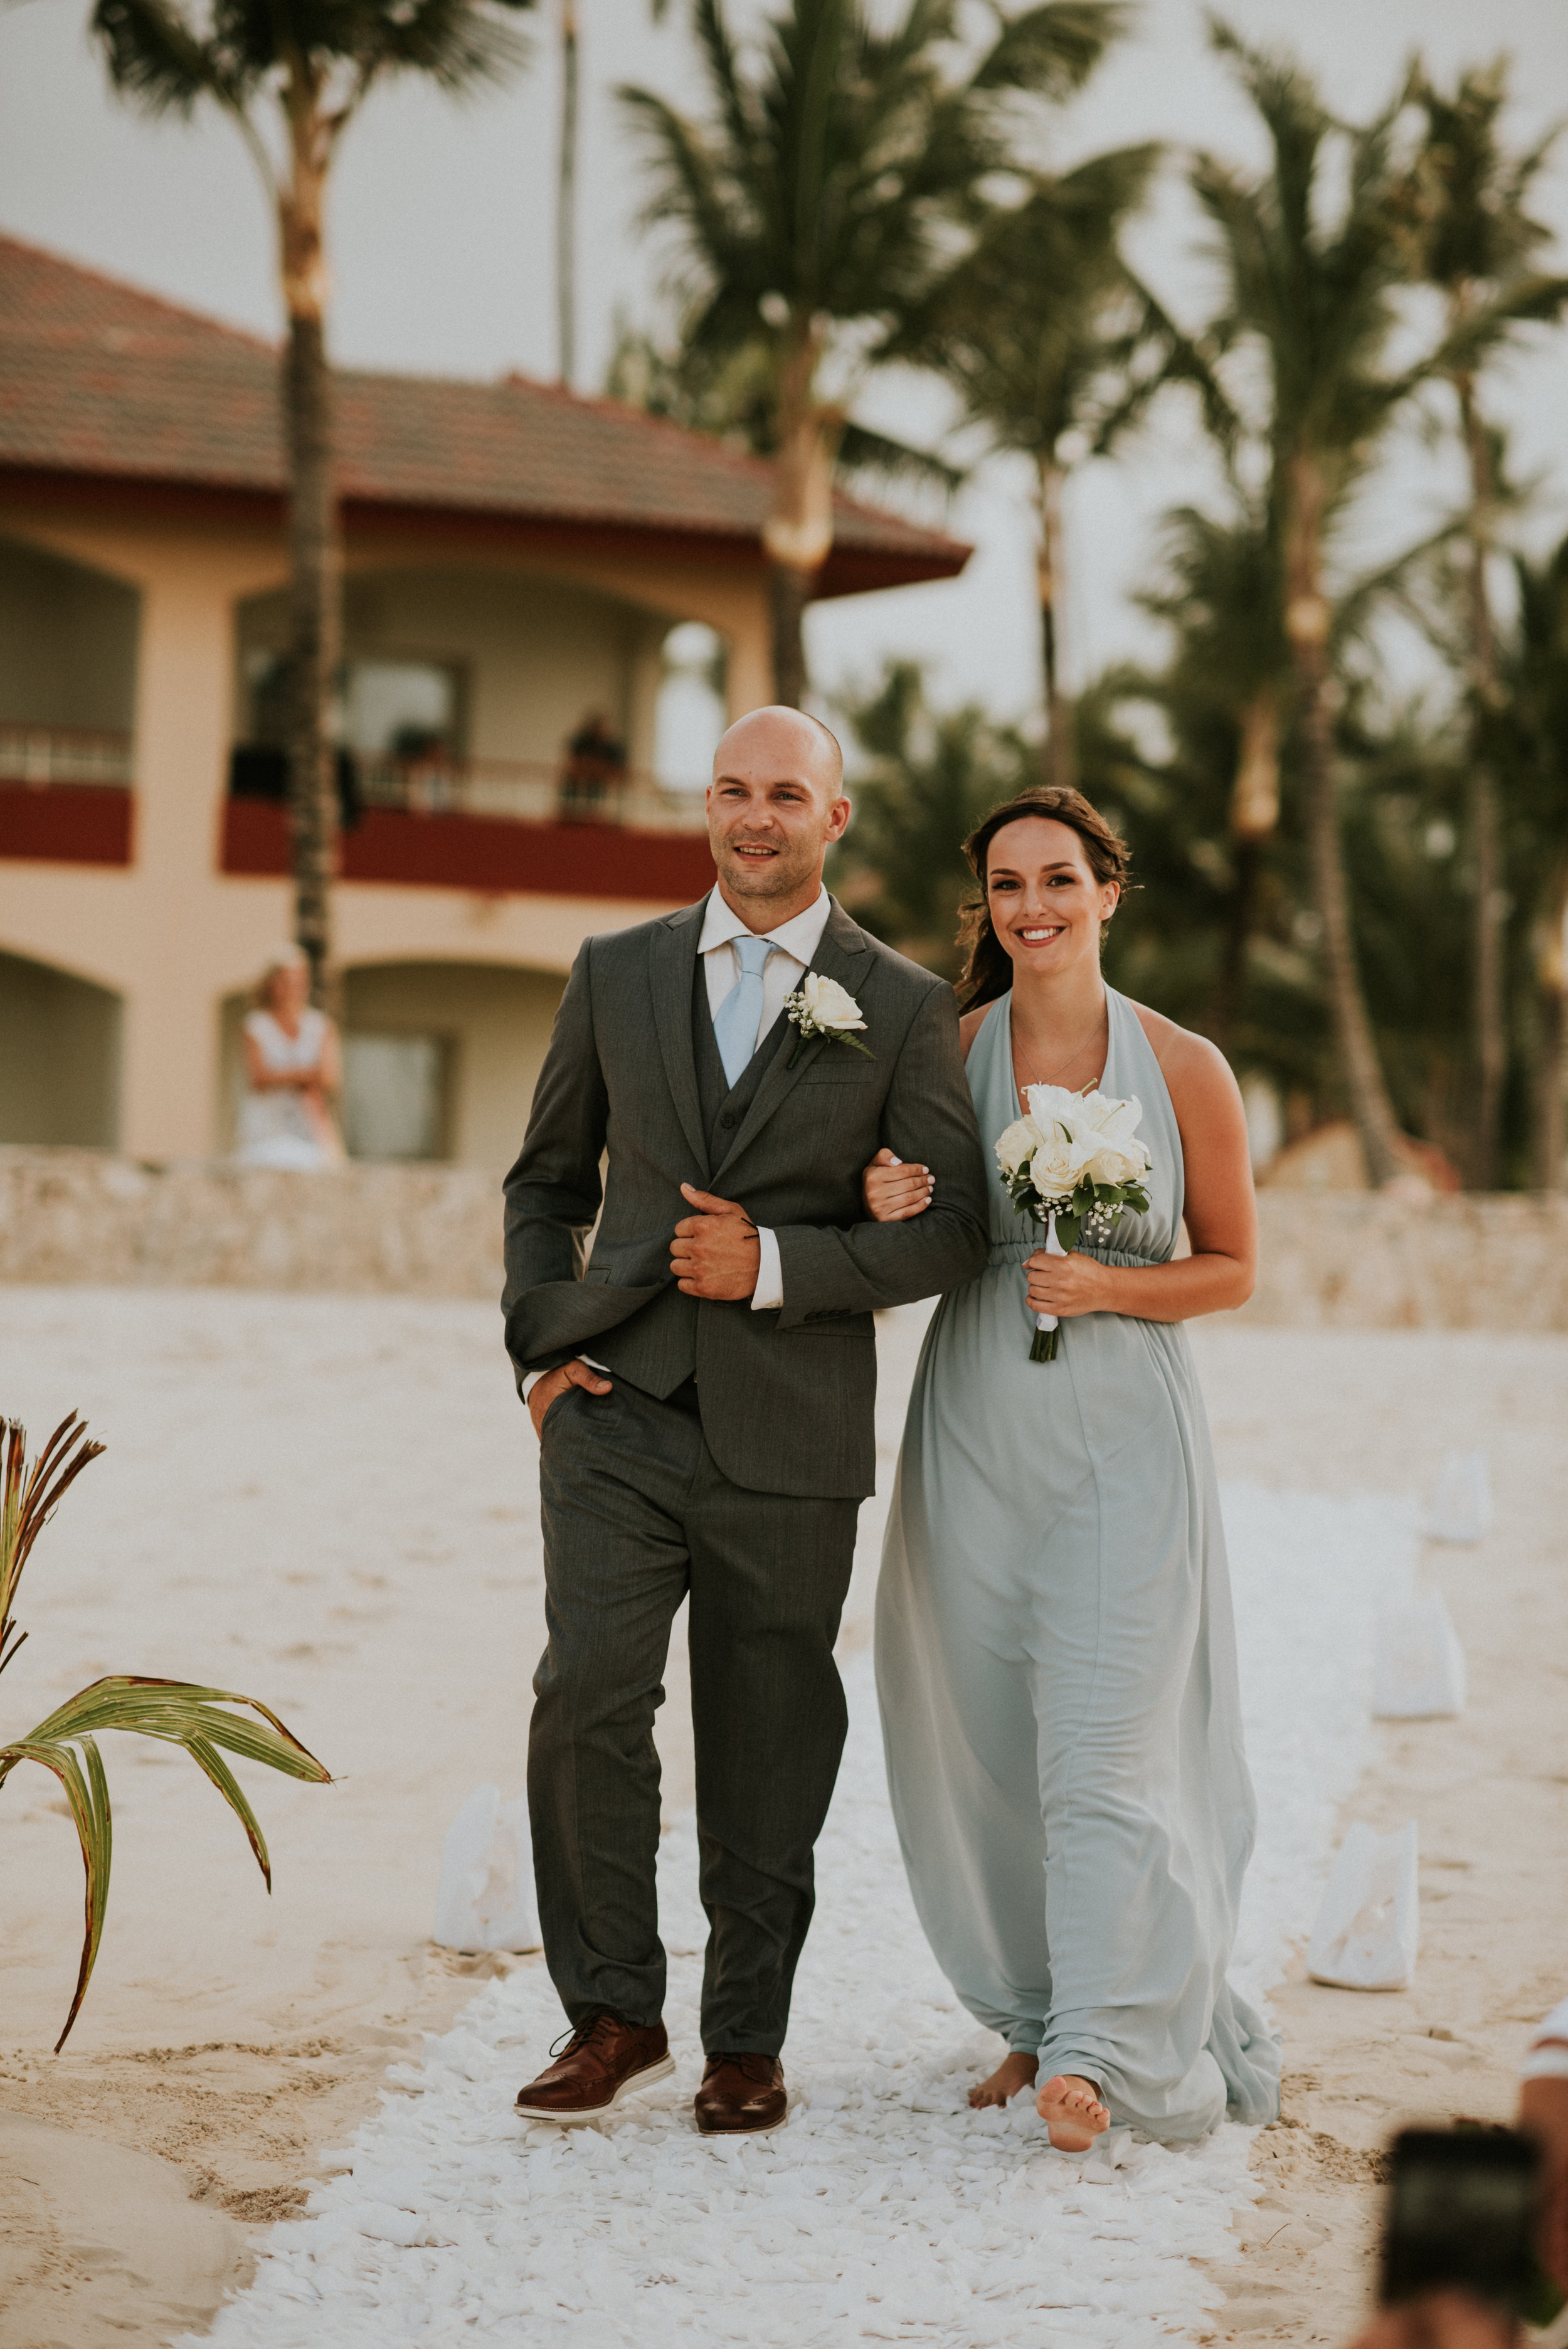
(955, 787, 1133, 1012)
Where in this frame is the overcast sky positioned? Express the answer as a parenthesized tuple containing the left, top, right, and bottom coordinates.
(3, 0, 1566, 733)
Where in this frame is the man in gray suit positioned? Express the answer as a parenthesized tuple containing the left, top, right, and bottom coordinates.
(504, 705, 989, 2134)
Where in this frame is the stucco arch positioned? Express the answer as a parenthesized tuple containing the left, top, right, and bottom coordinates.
(0, 946, 122, 1147)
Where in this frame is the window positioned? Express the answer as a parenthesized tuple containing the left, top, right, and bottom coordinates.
(342, 1033, 451, 1161)
(342, 661, 459, 762)
(652, 623, 727, 794)
(241, 654, 462, 760)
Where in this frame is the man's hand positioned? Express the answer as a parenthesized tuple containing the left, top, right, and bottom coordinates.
(528, 1357, 612, 1441)
(672, 1184, 761, 1300)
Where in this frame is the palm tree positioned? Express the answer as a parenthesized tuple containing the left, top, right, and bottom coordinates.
(90, 0, 532, 1000)
(1396, 64, 1567, 1187)
(1126, 497, 1286, 1046)
(620, 0, 1125, 707)
(830, 661, 1034, 973)
(1192, 25, 1468, 1186)
(1496, 537, 1568, 1189)
(556, 0, 580, 382)
(889, 145, 1168, 787)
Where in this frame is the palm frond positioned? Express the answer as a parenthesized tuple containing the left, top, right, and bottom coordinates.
(970, 0, 1124, 98)
(0, 1731, 113, 2053)
(90, 0, 532, 127)
(89, 0, 250, 114)
(1, 1415, 105, 1678)
(835, 421, 964, 497)
(0, 1676, 332, 2052)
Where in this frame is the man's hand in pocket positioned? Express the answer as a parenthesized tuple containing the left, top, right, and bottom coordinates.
(529, 1358, 613, 1441)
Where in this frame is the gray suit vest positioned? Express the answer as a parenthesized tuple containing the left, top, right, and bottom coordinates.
(587, 965, 788, 1401)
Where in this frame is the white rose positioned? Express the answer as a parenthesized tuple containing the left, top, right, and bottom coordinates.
(802, 972, 866, 1031)
(995, 1116, 1040, 1179)
(1026, 1128, 1093, 1200)
(1081, 1141, 1150, 1187)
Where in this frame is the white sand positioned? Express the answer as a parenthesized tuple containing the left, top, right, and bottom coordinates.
(1, 1291, 1565, 2348)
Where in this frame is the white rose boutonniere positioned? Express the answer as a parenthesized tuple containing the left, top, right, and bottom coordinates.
(785, 972, 873, 1066)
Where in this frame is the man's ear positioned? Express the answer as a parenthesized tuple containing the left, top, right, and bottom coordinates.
(826, 793, 852, 844)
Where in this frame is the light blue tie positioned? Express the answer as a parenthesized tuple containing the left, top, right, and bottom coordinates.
(712, 935, 777, 1090)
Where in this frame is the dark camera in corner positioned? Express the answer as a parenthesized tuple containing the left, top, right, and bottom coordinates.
(1381, 2126, 1564, 2328)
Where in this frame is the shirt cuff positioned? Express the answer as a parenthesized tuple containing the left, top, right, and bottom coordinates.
(751, 1227, 783, 1311)
(523, 1355, 608, 1399)
(1534, 1998, 1568, 2045)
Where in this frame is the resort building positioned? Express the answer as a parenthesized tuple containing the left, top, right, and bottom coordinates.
(0, 236, 968, 1167)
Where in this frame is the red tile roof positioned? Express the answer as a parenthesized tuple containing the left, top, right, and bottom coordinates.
(0, 236, 969, 593)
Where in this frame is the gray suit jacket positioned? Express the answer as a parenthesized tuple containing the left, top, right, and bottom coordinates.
(501, 893, 991, 1497)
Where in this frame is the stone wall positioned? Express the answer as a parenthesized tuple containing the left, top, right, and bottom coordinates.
(3, 1148, 1566, 1329)
(0, 1148, 501, 1298)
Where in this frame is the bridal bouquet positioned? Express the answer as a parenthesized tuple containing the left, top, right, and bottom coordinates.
(995, 1086, 1153, 1362)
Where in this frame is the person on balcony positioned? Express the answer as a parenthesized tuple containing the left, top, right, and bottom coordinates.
(235, 945, 344, 1171)
(558, 711, 627, 822)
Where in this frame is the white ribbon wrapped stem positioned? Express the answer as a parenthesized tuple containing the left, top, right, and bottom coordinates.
(1035, 1209, 1064, 1339)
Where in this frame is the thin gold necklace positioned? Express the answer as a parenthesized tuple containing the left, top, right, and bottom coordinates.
(1014, 1002, 1106, 1091)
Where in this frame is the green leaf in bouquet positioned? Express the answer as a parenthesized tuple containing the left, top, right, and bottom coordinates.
(1054, 1212, 1083, 1251)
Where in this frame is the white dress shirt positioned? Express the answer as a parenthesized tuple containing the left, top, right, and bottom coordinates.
(698, 884, 832, 1311)
(1523, 1996, 1568, 2081)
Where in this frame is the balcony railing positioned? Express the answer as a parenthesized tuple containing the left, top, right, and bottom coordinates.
(0, 724, 134, 788)
(222, 745, 717, 901)
(354, 751, 709, 834)
(0, 726, 135, 864)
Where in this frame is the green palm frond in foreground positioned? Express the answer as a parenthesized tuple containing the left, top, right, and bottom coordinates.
(1, 1414, 332, 2052)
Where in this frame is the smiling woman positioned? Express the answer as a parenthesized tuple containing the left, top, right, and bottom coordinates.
(862, 778, 1278, 2153)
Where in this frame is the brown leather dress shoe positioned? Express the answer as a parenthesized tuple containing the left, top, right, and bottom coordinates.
(514, 2010, 673, 2124)
(694, 2052, 787, 2135)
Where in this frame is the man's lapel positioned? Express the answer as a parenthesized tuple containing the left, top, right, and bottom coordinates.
(711, 897, 875, 1185)
(650, 899, 711, 1177)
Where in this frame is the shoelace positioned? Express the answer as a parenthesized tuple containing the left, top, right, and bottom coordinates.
(548, 2010, 620, 2063)
(711, 2052, 775, 2084)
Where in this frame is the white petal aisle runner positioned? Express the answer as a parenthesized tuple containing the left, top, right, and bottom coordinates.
(188, 1487, 1409, 2349)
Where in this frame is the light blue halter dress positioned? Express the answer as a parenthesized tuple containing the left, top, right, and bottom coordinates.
(875, 987, 1279, 2140)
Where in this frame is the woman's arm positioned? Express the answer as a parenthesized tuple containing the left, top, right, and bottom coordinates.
(1025, 1014, 1256, 1325)
(241, 1021, 339, 1096)
(241, 1030, 304, 1092)
(314, 1018, 342, 1100)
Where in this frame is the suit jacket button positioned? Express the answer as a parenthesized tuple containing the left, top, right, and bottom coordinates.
(719, 1109, 737, 1128)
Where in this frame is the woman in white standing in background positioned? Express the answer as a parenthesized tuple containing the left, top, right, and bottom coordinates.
(235, 945, 344, 1170)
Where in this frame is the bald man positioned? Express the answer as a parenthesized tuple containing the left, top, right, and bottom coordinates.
(502, 705, 990, 2136)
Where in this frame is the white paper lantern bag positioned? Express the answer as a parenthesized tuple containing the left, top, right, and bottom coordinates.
(433, 1784, 541, 1954)
(1372, 1593, 1467, 1719)
(1425, 1450, 1493, 1546)
(1306, 1820, 1419, 1991)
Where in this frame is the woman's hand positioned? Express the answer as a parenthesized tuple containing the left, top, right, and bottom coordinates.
(863, 1148, 935, 1223)
(1024, 1247, 1111, 1319)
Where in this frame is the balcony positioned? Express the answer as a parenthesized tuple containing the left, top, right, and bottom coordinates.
(221, 748, 716, 902)
(0, 727, 135, 866)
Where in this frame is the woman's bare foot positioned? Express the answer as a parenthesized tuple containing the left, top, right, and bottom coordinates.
(1036, 2072, 1111, 2150)
(969, 2050, 1039, 2109)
